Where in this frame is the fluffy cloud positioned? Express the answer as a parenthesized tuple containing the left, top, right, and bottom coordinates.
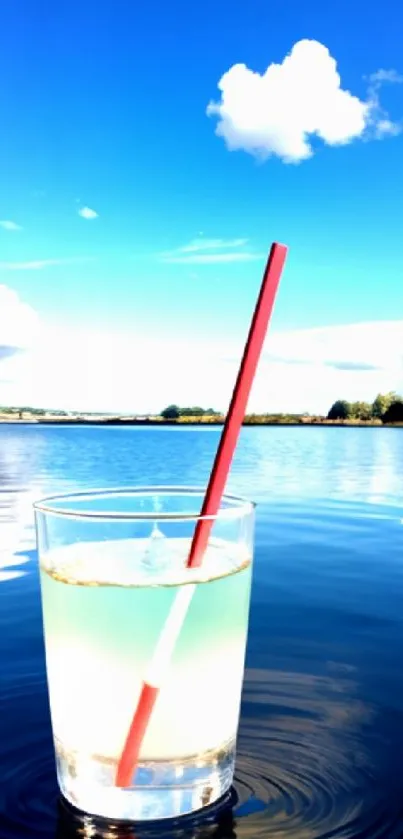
(0, 220, 22, 231)
(207, 39, 401, 163)
(0, 286, 38, 360)
(78, 206, 99, 220)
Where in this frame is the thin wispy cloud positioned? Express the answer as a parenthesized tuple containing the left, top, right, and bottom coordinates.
(326, 360, 380, 372)
(161, 236, 262, 264)
(367, 69, 403, 138)
(207, 39, 402, 163)
(368, 68, 403, 85)
(0, 220, 22, 231)
(78, 206, 99, 220)
(262, 321, 403, 373)
(177, 237, 248, 254)
(0, 346, 20, 362)
(0, 257, 94, 272)
(162, 252, 263, 265)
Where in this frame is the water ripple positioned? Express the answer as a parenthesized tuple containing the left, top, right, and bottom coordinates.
(231, 667, 403, 838)
(3, 665, 402, 838)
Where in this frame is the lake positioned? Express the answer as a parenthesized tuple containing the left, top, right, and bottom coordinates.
(1, 424, 403, 838)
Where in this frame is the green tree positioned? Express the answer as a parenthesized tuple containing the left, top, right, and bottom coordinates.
(179, 407, 220, 417)
(327, 400, 352, 420)
(161, 404, 180, 419)
(350, 401, 372, 421)
(372, 392, 397, 418)
(382, 399, 403, 424)
(179, 407, 205, 417)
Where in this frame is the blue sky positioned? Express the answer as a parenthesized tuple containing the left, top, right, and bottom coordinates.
(0, 0, 403, 413)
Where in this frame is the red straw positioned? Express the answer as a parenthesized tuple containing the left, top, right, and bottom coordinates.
(115, 242, 288, 787)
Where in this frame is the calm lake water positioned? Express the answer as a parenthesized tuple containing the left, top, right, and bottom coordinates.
(1, 424, 403, 838)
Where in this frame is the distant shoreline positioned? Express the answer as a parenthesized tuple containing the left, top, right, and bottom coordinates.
(0, 416, 401, 428)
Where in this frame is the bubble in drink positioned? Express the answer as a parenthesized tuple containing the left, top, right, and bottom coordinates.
(39, 537, 252, 820)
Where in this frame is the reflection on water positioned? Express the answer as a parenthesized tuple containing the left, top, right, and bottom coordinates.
(236, 667, 371, 838)
(1, 425, 403, 838)
(234, 426, 403, 505)
(55, 792, 237, 839)
(0, 431, 39, 582)
(51, 663, 403, 838)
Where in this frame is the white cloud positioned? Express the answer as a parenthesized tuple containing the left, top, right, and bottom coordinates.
(366, 69, 403, 138)
(0, 220, 22, 231)
(245, 320, 403, 414)
(263, 320, 403, 370)
(161, 237, 261, 264)
(369, 69, 403, 85)
(0, 257, 94, 271)
(373, 119, 401, 138)
(207, 39, 401, 163)
(1, 316, 402, 415)
(78, 206, 99, 220)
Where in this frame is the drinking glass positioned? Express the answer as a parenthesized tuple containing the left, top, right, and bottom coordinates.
(34, 487, 255, 821)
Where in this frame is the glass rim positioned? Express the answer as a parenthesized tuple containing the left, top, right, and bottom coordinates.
(33, 486, 256, 521)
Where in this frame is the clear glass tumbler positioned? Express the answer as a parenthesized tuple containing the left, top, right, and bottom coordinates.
(34, 487, 255, 822)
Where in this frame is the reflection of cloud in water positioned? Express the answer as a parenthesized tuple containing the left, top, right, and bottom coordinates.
(0, 427, 107, 586)
(230, 427, 403, 507)
(0, 436, 41, 582)
(365, 433, 403, 505)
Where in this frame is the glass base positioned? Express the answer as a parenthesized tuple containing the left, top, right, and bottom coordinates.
(55, 738, 236, 821)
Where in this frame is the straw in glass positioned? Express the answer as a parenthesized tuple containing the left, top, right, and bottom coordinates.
(115, 242, 288, 787)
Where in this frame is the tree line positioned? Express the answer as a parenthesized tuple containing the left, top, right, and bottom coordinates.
(327, 392, 403, 423)
(161, 394, 403, 425)
(160, 405, 221, 419)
